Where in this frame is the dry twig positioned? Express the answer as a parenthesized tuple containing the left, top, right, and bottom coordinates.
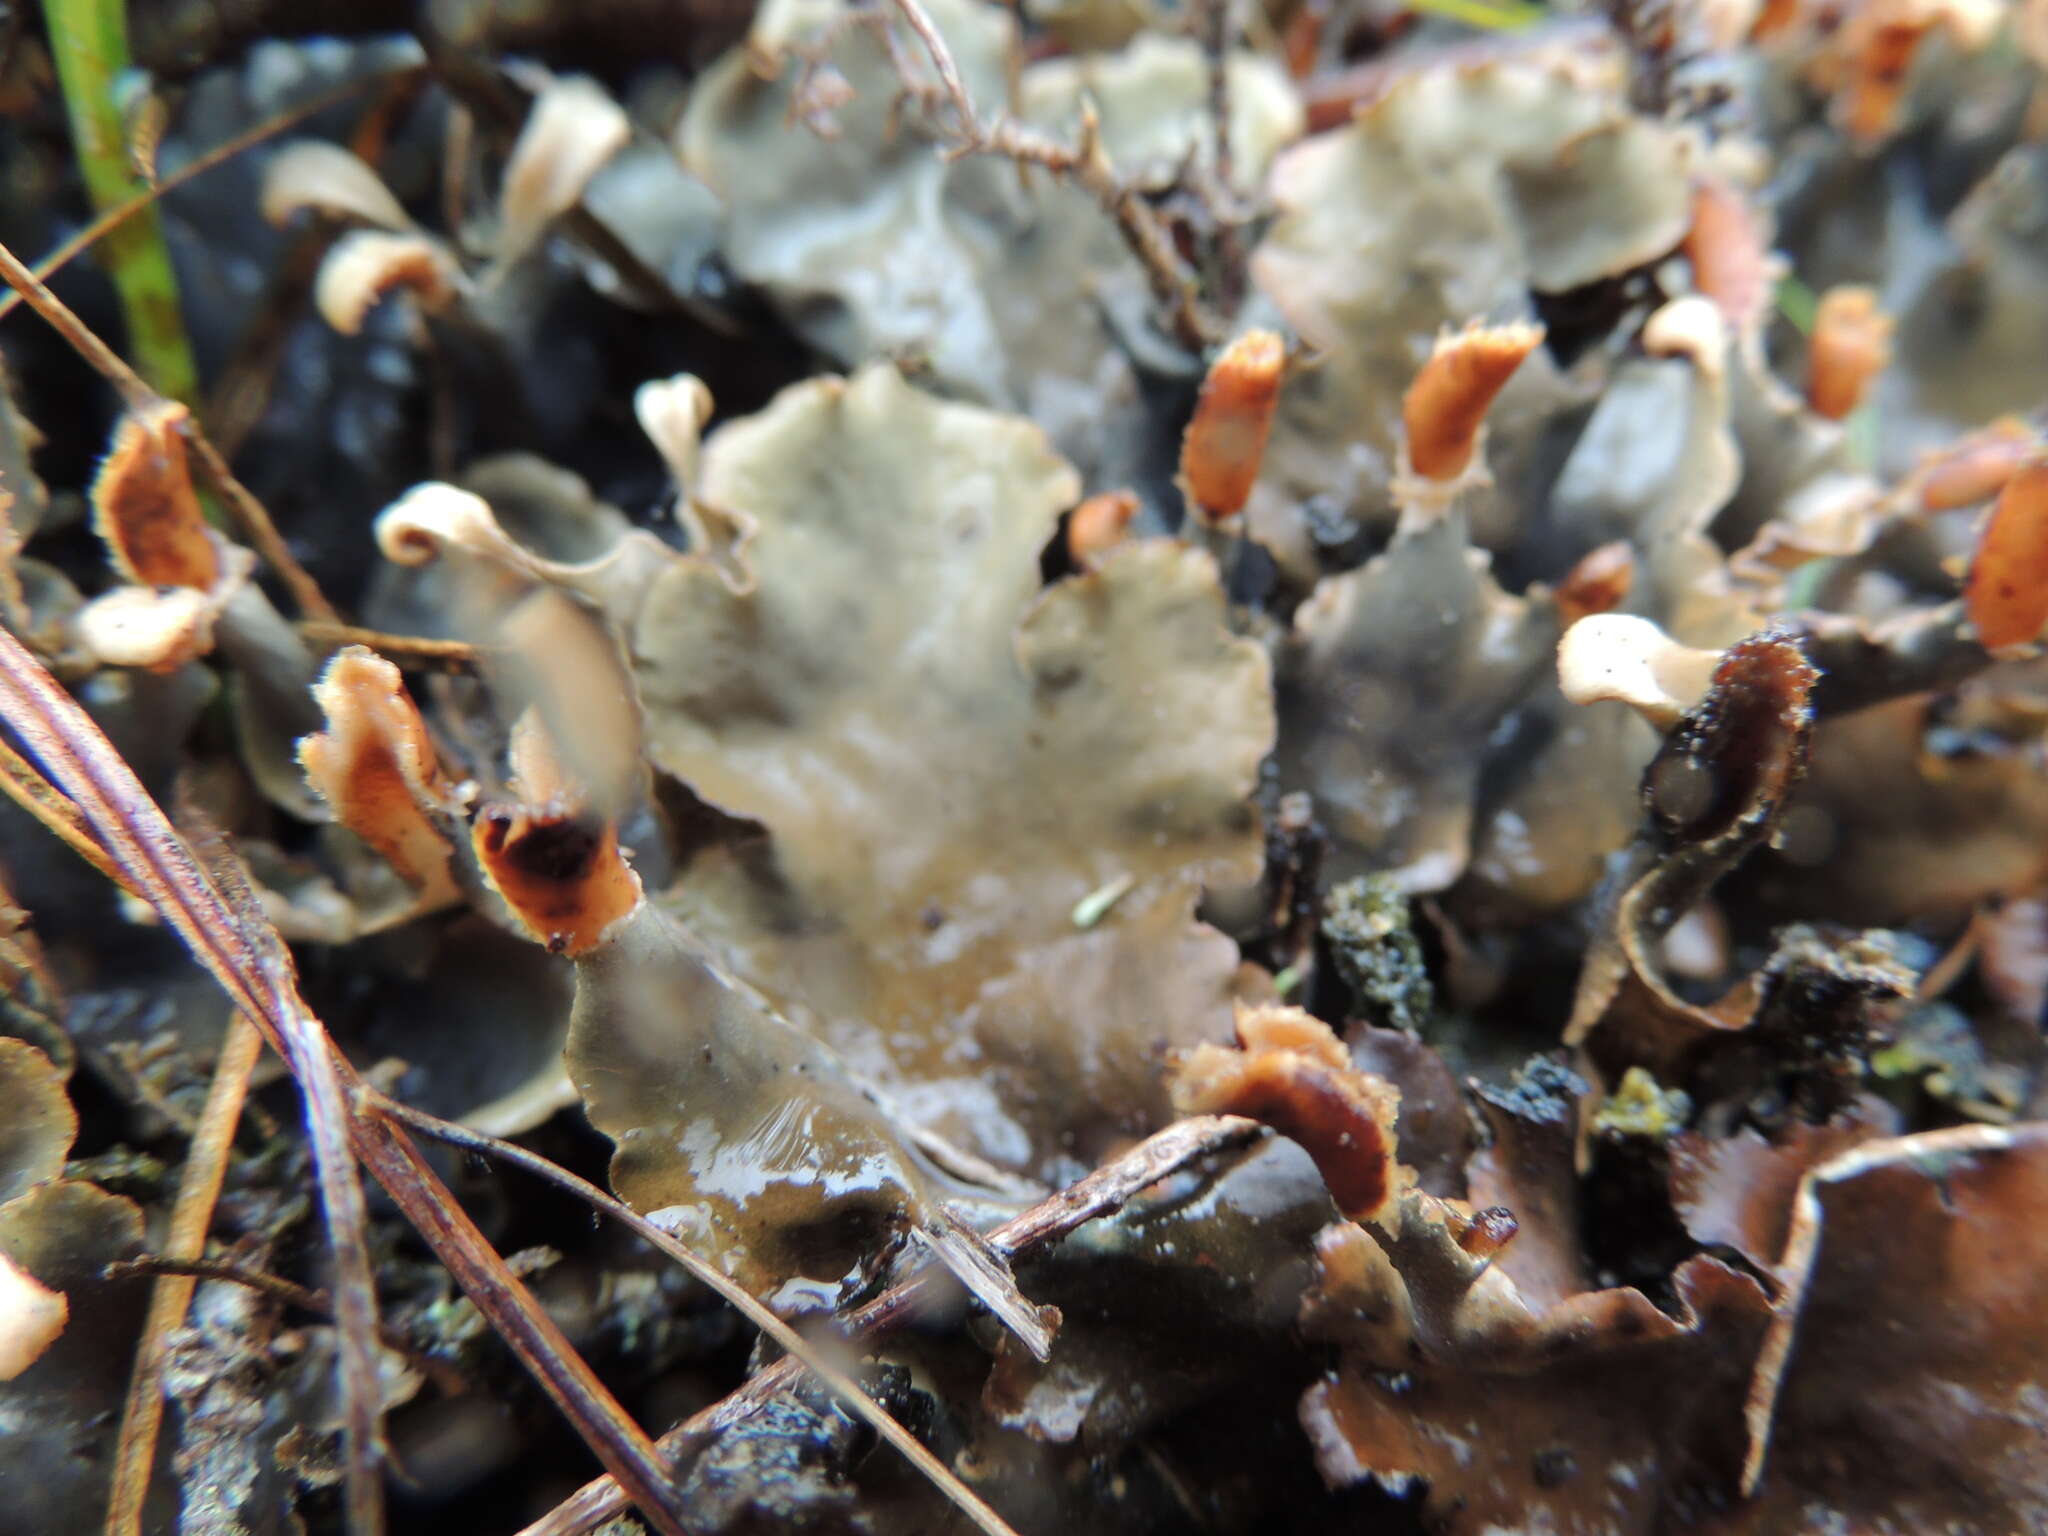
(856, 0, 1217, 349)
(300, 620, 487, 670)
(0, 621, 692, 1536)
(104, 1014, 266, 1536)
(106, 1251, 471, 1397)
(376, 1094, 1026, 1536)
(519, 1114, 1264, 1536)
(0, 626, 387, 1532)
(0, 736, 137, 896)
(0, 68, 417, 330)
(0, 239, 337, 621)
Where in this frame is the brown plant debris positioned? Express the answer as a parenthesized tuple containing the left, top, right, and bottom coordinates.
(1300, 1239, 1770, 1532)
(1736, 1124, 2048, 1528)
(1666, 1096, 1896, 1273)
(1288, 1050, 1778, 1530)
(1169, 1004, 1408, 1222)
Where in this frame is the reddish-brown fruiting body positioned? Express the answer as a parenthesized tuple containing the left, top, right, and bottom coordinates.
(1179, 330, 1286, 525)
(1967, 460, 2048, 649)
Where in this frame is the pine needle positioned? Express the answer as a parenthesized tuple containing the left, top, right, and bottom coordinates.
(378, 1096, 1028, 1536)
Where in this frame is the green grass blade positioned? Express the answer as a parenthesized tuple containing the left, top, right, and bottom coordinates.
(40, 0, 198, 402)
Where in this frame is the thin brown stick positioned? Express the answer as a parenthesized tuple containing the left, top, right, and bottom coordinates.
(112, 1251, 356, 1321)
(1199, 0, 1237, 198)
(1194, 0, 1249, 311)
(0, 238, 339, 622)
(0, 631, 386, 1535)
(352, 1115, 695, 1533)
(0, 735, 139, 896)
(205, 223, 336, 461)
(202, 69, 422, 460)
(0, 622, 690, 1536)
(103, 1013, 265, 1536)
(0, 68, 415, 326)
(875, 0, 1214, 349)
(300, 621, 487, 669)
(376, 1094, 1025, 1536)
(441, 102, 475, 244)
(179, 425, 339, 621)
(519, 1114, 1263, 1536)
(107, 1251, 471, 1397)
(0, 234, 153, 409)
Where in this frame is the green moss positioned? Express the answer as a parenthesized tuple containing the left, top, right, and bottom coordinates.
(1321, 874, 1432, 1034)
(1591, 1067, 1691, 1141)
(62, 1144, 169, 1199)
(1872, 1003, 2025, 1122)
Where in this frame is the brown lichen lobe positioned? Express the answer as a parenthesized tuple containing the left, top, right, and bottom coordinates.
(1648, 627, 1818, 847)
(1170, 1005, 1409, 1223)
(1565, 629, 1822, 1065)
(91, 401, 218, 591)
(1178, 330, 1286, 524)
(77, 405, 254, 673)
(298, 647, 460, 904)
